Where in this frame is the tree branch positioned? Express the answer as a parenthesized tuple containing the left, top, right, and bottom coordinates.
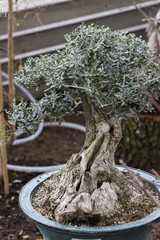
(136, 77, 160, 113)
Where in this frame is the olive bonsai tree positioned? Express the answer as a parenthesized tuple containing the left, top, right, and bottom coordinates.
(10, 25, 160, 225)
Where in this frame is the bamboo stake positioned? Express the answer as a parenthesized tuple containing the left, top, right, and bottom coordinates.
(8, 0, 15, 143)
(0, 148, 2, 182)
(0, 60, 9, 195)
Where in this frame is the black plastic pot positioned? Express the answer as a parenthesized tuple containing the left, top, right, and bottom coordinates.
(19, 166, 160, 240)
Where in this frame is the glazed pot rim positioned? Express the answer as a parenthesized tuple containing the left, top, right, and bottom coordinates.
(19, 165, 160, 233)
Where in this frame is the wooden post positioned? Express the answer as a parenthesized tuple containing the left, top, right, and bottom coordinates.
(8, 0, 15, 143)
(0, 60, 9, 195)
(8, 0, 15, 102)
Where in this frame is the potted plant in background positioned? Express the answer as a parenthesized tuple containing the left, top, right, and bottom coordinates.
(9, 24, 160, 240)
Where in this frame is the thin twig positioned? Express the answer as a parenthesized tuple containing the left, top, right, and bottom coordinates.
(119, 160, 160, 208)
(151, 169, 160, 179)
(39, 195, 50, 207)
(136, 77, 160, 113)
(138, 175, 160, 187)
(133, 2, 150, 23)
(140, 83, 160, 113)
(44, 84, 93, 93)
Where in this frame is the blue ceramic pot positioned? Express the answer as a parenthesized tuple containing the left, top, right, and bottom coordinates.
(19, 166, 160, 240)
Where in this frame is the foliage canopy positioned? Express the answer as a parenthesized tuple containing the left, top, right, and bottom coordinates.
(11, 24, 160, 133)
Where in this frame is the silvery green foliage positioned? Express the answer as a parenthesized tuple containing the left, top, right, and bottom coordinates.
(11, 24, 160, 133)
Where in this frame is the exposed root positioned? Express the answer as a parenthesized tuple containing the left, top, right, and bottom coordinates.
(33, 138, 143, 224)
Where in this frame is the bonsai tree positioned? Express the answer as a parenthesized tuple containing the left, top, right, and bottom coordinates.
(10, 24, 160, 224)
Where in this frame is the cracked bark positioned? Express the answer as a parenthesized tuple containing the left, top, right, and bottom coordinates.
(36, 95, 143, 224)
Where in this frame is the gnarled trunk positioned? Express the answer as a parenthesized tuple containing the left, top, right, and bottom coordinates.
(35, 96, 142, 224)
